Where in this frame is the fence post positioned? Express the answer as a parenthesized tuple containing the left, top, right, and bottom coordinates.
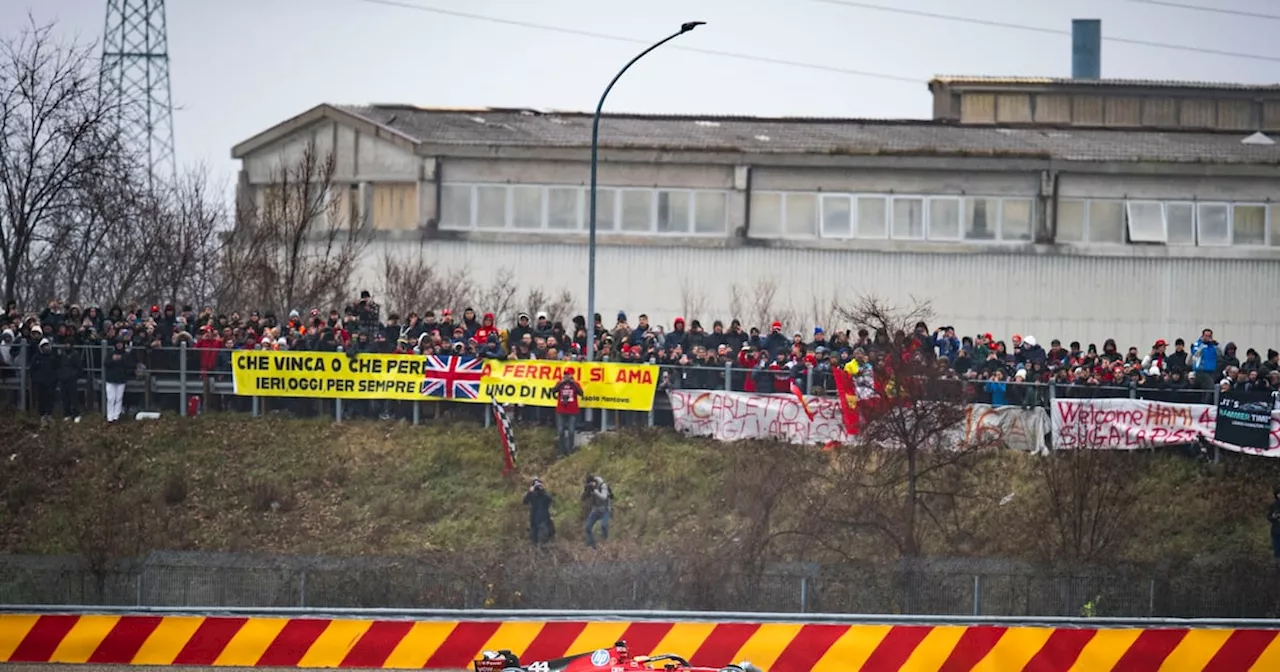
(601, 408, 609, 432)
(806, 366, 814, 393)
(484, 404, 491, 428)
(972, 574, 982, 615)
(1148, 577, 1155, 616)
(799, 576, 808, 613)
(252, 395, 260, 417)
(18, 341, 28, 412)
(300, 569, 308, 607)
(335, 398, 343, 423)
(1211, 386, 1222, 464)
(724, 361, 732, 392)
(413, 401, 420, 426)
(179, 341, 188, 417)
(101, 340, 110, 414)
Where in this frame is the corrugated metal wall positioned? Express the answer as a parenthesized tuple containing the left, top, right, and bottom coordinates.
(353, 240, 1280, 353)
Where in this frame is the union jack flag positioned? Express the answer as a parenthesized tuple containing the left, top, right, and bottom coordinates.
(419, 354, 483, 400)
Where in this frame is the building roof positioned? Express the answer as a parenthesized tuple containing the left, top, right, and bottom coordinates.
(928, 75, 1280, 92)
(332, 104, 1280, 166)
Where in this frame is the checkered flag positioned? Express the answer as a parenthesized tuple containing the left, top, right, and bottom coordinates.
(491, 398, 517, 476)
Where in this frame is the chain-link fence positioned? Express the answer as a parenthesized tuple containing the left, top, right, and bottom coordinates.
(3, 552, 1279, 618)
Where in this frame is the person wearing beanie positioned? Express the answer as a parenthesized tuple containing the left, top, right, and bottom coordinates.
(29, 337, 59, 424)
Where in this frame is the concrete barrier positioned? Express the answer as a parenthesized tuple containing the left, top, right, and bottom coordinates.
(2, 611, 1279, 671)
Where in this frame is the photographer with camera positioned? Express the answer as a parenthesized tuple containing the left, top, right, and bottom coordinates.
(581, 474, 612, 548)
(523, 478, 554, 546)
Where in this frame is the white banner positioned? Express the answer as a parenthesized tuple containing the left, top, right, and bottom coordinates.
(1052, 398, 1280, 457)
(666, 390, 1048, 452)
(957, 403, 1051, 455)
(668, 390, 847, 444)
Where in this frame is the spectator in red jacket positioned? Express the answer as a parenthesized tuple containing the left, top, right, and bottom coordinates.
(552, 370, 584, 456)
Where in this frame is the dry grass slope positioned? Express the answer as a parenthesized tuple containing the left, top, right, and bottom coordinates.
(2, 413, 1279, 567)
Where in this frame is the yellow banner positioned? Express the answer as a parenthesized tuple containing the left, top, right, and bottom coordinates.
(229, 351, 657, 411)
(481, 360, 657, 411)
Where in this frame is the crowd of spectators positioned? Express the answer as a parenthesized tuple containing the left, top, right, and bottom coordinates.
(3, 293, 1279, 422)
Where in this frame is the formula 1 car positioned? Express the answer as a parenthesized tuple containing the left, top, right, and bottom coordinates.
(473, 641, 763, 672)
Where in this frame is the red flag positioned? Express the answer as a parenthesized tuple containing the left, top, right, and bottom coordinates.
(831, 366, 861, 436)
(789, 380, 815, 421)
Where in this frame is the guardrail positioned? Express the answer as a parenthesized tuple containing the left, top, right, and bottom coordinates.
(0, 342, 1223, 432)
(3, 604, 1280, 628)
(3, 606, 1279, 671)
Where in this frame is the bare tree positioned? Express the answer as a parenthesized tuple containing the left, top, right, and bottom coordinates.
(378, 247, 468, 317)
(217, 139, 367, 314)
(0, 18, 124, 306)
(680, 282, 709, 322)
(471, 268, 519, 325)
(730, 277, 797, 332)
(1028, 449, 1140, 563)
(794, 295, 993, 558)
(523, 287, 575, 325)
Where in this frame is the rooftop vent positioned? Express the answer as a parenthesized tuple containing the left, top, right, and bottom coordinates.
(1242, 131, 1275, 145)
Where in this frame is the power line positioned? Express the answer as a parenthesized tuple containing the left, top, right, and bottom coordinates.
(356, 0, 923, 84)
(805, 0, 1280, 64)
(1121, 0, 1280, 21)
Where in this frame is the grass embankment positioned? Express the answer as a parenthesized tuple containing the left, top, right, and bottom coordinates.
(1, 413, 1278, 564)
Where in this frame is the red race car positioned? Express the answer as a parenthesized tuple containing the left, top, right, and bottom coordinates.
(472, 640, 764, 672)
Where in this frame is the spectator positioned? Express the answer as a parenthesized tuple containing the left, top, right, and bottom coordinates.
(55, 336, 82, 423)
(29, 335, 58, 424)
(103, 339, 135, 424)
(523, 478, 554, 546)
(552, 370, 583, 456)
(582, 474, 612, 548)
(1192, 329, 1219, 388)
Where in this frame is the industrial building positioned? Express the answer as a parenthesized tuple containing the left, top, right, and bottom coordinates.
(231, 74, 1280, 350)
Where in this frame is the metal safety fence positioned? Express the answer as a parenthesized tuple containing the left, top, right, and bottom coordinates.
(0, 342, 1223, 432)
(1, 552, 1278, 619)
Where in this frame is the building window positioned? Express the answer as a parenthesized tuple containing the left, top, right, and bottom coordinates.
(784, 193, 818, 237)
(694, 191, 727, 234)
(440, 185, 472, 229)
(592, 188, 617, 232)
(620, 190, 653, 232)
(1166, 202, 1195, 245)
(892, 197, 925, 240)
(475, 186, 507, 229)
(1197, 202, 1230, 246)
(750, 192, 782, 236)
(964, 198, 998, 240)
(1271, 205, 1280, 247)
(856, 196, 887, 238)
(1125, 200, 1166, 243)
(1233, 204, 1266, 246)
(1000, 199, 1033, 241)
(1088, 200, 1125, 244)
(657, 190, 691, 234)
(927, 197, 961, 241)
(511, 186, 543, 230)
(1056, 199, 1085, 242)
(547, 188, 581, 230)
(820, 195, 851, 238)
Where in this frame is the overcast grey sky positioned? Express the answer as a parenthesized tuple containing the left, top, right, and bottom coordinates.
(12, 0, 1280, 191)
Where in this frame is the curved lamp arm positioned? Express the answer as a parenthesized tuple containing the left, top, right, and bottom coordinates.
(586, 21, 704, 364)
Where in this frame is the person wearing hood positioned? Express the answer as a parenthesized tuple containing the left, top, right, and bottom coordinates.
(0, 328, 15, 376)
(29, 337, 59, 423)
(474, 312, 498, 344)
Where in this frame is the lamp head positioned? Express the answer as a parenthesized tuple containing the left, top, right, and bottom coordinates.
(680, 21, 706, 32)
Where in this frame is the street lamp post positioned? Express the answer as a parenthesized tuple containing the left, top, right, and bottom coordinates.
(585, 21, 704, 365)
